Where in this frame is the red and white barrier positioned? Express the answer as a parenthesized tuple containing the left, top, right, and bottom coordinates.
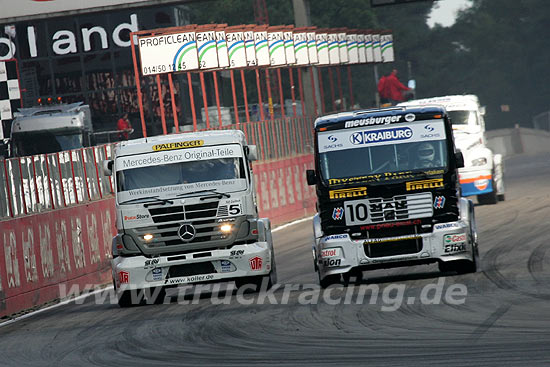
(0, 199, 116, 318)
(254, 154, 316, 226)
(0, 154, 315, 318)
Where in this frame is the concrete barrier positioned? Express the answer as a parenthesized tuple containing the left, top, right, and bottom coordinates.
(487, 127, 550, 157)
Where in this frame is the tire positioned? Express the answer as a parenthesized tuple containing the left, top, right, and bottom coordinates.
(117, 289, 140, 307)
(145, 287, 167, 305)
(235, 272, 274, 293)
(497, 194, 506, 201)
(318, 273, 341, 288)
(477, 179, 498, 205)
(342, 270, 363, 286)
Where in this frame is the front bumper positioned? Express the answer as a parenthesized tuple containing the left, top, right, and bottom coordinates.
(459, 167, 493, 196)
(112, 242, 272, 291)
(315, 221, 474, 277)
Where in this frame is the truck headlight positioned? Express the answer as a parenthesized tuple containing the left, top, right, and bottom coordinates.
(471, 157, 487, 166)
(220, 224, 233, 233)
(143, 233, 154, 241)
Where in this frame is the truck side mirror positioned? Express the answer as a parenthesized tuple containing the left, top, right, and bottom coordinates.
(306, 169, 316, 186)
(455, 151, 465, 169)
(102, 160, 113, 176)
(246, 145, 258, 161)
(479, 106, 486, 116)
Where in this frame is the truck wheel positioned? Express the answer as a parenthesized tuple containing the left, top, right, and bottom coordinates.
(318, 273, 341, 288)
(117, 289, 143, 307)
(477, 179, 498, 205)
(145, 287, 167, 305)
(342, 270, 363, 286)
(497, 194, 506, 201)
(235, 271, 276, 293)
(455, 258, 477, 274)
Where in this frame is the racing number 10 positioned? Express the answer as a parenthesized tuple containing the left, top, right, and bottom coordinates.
(345, 202, 368, 224)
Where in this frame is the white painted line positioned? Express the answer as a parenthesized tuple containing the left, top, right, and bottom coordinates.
(0, 286, 114, 328)
(273, 216, 314, 232)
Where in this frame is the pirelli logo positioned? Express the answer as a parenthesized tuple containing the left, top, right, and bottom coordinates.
(405, 178, 444, 191)
(329, 187, 367, 200)
(152, 140, 204, 151)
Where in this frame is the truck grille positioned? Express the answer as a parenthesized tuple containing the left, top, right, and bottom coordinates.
(364, 237, 423, 258)
(148, 201, 219, 223)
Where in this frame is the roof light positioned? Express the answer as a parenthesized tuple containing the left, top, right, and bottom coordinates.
(319, 127, 328, 131)
(434, 114, 442, 118)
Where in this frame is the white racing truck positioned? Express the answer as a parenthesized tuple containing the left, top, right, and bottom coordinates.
(103, 130, 277, 306)
(399, 95, 505, 204)
(9, 102, 94, 157)
(307, 106, 478, 287)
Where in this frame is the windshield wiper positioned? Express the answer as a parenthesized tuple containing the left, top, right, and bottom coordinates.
(176, 189, 231, 200)
(119, 196, 174, 206)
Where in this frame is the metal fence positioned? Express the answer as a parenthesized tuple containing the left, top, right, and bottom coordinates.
(533, 111, 550, 131)
(1, 145, 115, 219)
(0, 113, 315, 220)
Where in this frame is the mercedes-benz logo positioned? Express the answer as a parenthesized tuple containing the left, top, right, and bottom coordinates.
(178, 224, 196, 242)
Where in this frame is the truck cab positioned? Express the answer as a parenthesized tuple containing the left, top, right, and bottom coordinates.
(399, 95, 505, 204)
(104, 130, 277, 306)
(307, 106, 478, 287)
(9, 102, 93, 157)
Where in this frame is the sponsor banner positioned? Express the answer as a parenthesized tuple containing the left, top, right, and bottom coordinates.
(381, 33, 394, 63)
(267, 30, 286, 66)
(116, 144, 243, 169)
(226, 30, 247, 69)
(0, 198, 116, 318)
(293, 31, 309, 65)
(372, 34, 382, 62)
(216, 30, 230, 68)
(152, 140, 204, 152)
(316, 32, 330, 65)
(244, 29, 258, 67)
(338, 32, 349, 63)
(328, 33, 340, 65)
(364, 34, 374, 63)
(444, 233, 467, 244)
(307, 31, 319, 64)
(357, 34, 367, 63)
(138, 31, 198, 75)
(347, 33, 359, 64)
(254, 29, 270, 66)
(283, 30, 296, 65)
(318, 120, 447, 153)
(196, 30, 218, 70)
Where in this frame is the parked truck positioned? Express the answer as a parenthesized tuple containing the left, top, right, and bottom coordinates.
(307, 106, 478, 287)
(8, 102, 93, 157)
(399, 95, 505, 204)
(103, 130, 277, 306)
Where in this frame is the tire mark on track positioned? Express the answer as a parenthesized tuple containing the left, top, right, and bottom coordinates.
(468, 302, 512, 343)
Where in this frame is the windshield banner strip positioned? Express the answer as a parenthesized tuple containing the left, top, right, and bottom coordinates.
(116, 144, 243, 169)
(318, 120, 446, 153)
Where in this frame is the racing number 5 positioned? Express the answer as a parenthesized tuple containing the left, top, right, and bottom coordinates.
(229, 204, 241, 215)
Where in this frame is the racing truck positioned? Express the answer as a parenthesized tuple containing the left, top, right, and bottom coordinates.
(9, 102, 94, 157)
(307, 106, 479, 287)
(399, 95, 504, 204)
(103, 130, 277, 306)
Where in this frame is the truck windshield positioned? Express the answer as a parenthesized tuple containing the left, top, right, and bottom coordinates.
(318, 119, 448, 183)
(115, 144, 248, 202)
(12, 131, 83, 156)
(447, 110, 477, 125)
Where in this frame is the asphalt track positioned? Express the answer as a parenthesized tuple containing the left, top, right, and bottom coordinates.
(1, 152, 550, 366)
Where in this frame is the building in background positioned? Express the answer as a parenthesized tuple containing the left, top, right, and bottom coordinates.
(0, 1, 195, 136)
